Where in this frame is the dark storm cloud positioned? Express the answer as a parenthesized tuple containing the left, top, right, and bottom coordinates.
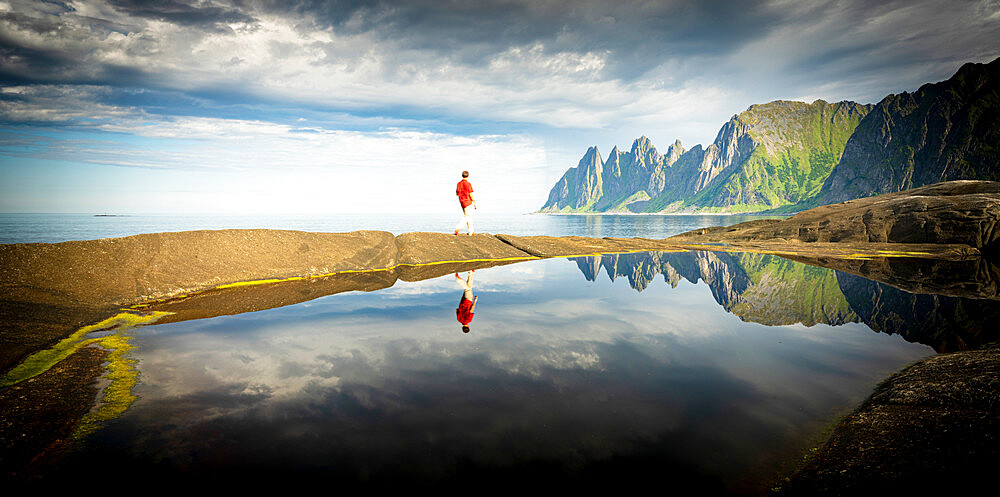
(4, 0, 997, 92)
(0, 0, 997, 138)
(250, 0, 1000, 94)
(261, 0, 784, 80)
(0, 43, 148, 88)
(748, 0, 1000, 102)
(105, 0, 256, 28)
(0, 8, 140, 85)
(269, 0, 778, 51)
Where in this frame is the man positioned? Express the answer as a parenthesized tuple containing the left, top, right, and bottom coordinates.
(455, 170, 476, 235)
(455, 270, 477, 333)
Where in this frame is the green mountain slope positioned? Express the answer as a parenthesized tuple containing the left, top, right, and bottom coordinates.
(816, 57, 1000, 204)
(539, 100, 871, 213)
(680, 100, 871, 212)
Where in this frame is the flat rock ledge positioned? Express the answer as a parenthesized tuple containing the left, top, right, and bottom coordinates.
(0, 231, 687, 312)
(668, 180, 1000, 254)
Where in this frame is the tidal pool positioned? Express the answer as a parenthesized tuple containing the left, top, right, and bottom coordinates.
(50, 252, 952, 493)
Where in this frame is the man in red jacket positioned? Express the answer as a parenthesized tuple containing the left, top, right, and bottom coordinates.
(454, 170, 476, 235)
(455, 270, 477, 333)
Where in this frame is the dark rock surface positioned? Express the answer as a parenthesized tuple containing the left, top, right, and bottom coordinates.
(0, 346, 108, 480)
(777, 347, 1000, 496)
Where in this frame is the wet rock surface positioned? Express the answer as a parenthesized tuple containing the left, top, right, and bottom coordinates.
(777, 347, 1000, 495)
(0, 346, 108, 479)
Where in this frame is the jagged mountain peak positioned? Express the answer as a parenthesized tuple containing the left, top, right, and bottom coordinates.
(539, 97, 872, 213)
(663, 139, 685, 167)
(631, 135, 652, 151)
(580, 146, 602, 162)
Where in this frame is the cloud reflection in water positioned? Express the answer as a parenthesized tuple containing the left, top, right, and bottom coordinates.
(67, 255, 937, 491)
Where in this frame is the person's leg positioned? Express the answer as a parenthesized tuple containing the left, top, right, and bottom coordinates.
(455, 205, 473, 234)
(455, 206, 469, 234)
(455, 272, 472, 292)
(463, 271, 474, 299)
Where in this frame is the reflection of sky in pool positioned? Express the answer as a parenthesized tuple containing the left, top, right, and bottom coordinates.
(61, 256, 934, 493)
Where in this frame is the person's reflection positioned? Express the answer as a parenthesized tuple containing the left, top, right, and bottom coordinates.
(455, 270, 477, 333)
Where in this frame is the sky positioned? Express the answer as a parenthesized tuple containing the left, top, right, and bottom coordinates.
(1, 0, 999, 215)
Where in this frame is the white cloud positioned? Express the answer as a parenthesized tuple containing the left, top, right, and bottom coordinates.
(0, 0, 739, 135)
(2, 0, 998, 215)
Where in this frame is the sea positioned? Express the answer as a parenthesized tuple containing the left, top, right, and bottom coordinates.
(0, 212, 786, 244)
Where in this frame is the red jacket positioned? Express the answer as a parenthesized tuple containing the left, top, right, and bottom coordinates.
(456, 179, 474, 208)
(456, 297, 474, 324)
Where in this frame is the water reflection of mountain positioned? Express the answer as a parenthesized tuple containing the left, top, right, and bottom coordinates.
(570, 251, 1000, 352)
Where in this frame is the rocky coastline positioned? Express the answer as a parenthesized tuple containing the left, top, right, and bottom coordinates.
(2, 180, 998, 491)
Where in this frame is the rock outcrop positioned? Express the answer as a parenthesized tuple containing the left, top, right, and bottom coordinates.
(669, 180, 1000, 254)
(778, 347, 1000, 496)
(0, 229, 400, 309)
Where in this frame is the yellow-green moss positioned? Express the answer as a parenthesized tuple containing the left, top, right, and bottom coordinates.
(0, 311, 171, 388)
(72, 333, 141, 440)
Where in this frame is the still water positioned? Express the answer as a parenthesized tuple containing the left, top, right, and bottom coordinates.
(45, 251, 952, 494)
(0, 212, 786, 243)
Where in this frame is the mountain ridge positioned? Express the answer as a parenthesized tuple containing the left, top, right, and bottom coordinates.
(540, 99, 872, 213)
(540, 57, 999, 214)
